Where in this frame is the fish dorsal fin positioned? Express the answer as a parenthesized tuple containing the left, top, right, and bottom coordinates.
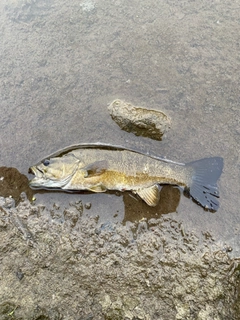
(87, 184, 107, 193)
(134, 184, 161, 207)
(83, 160, 108, 178)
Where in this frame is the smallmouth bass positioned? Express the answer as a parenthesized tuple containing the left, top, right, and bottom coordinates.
(29, 143, 223, 211)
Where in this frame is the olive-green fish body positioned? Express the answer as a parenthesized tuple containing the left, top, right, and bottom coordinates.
(64, 149, 190, 189)
(29, 144, 223, 210)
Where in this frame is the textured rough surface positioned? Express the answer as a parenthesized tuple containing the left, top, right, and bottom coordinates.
(0, 191, 240, 319)
(108, 99, 171, 140)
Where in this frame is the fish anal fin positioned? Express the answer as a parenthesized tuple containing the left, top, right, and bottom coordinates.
(134, 184, 160, 207)
(83, 160, 108, 178)
(88, 184, 107, 193)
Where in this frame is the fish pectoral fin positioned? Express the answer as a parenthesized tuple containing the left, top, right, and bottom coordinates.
(83, 160, 108, 178)
(134, 184, 161, 207)
(87, 184, 107, 193)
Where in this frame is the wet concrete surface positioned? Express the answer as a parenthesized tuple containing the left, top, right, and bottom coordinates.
(0, 0, 240, 319)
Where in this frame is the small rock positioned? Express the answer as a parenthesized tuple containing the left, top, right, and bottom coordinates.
(4, 197, 15, 209)
(84, 202, 92, 210)
(16, 269, 24, 281)
(108, 99, 171, 141)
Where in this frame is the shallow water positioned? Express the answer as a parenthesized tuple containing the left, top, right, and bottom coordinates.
(0, 0, 240, 318)
(1, 0, 239, 255)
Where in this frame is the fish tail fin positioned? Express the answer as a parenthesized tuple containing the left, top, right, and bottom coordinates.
(186, 157, 223, 211)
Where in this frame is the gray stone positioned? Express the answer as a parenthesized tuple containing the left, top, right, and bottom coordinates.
(108, 99, 171, 141)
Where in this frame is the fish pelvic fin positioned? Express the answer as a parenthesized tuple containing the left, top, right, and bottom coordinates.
(134, 184, 161, 207)
(87, 184, 107, 193)
(186, 157, 223, 211)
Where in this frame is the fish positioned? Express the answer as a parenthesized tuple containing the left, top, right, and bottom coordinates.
(29, 143, 223, 211)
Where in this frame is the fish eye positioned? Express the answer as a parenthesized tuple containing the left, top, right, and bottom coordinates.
(42, 159, 50, 166)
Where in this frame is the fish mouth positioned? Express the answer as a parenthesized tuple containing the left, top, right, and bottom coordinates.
(29, 166, 38, 175)
(29, 166, 47, 188)
(29, 166, 44, 179)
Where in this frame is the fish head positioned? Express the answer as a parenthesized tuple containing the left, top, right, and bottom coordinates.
(29, 153, 81, 189)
